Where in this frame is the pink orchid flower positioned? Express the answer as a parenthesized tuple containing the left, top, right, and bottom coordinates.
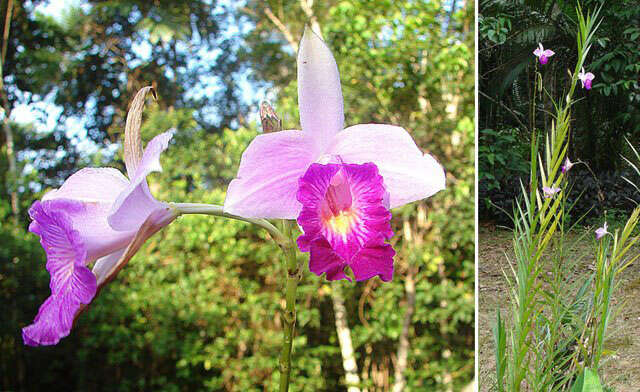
(23, 129, 177, 346)
(542, 186, 561, 198)
(533, 43, 555, 65)
(561, 157, 575, 173)
(595, 222, 608, 240)
(224, 29, 445, 282)
(578, 67, 595, 90)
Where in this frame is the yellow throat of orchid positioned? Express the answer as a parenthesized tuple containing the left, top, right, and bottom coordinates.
(325, 209, 358, 236)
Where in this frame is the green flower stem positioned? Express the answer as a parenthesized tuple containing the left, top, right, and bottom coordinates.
(171, 203, 301, 391)
(170, 202, 289, 247)
(278, 220, 301, 392)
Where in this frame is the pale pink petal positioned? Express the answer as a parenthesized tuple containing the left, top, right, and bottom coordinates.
(543, 49, 555, 57)
(224, 130, 318, 218)
(585, 72, 595, 80)
(38, 168, 135, 259)
(96, 207, 176, 289)
(108, 132, 173, 231)
(533, 43, 544, 57)
(38, 199, 134, 262)
(91, 248, 126, 286)
(42, 167, 128, 203)
(327, 124, 446, 208)
(297, 27, 344, 152)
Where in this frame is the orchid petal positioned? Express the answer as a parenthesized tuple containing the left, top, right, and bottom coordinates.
(543, 49, 555, 57)
(224, 130, 317, 218)
(22, 294, 85, 346)
(298, 27, 344, 151)
(350, 236, 395, 282)
(42, 167, 129, 203)
(108, 131, 173, 231)
(97, 207, 176, 289)
(37, 199, 133, 263)
(327, 124, 446, 208)
(23, 202, 98, 346)
(91, 248, 126, 287)
(38, 168, 135, 259)
(308, 237, 349, 281)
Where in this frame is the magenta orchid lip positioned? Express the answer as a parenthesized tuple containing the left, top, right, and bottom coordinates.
(296, 162, 395, 282)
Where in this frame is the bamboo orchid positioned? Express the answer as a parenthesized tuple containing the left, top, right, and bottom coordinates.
(578, 68, 595, 90)
(595, 222, 608, 240)
(224, 29, 445, 281)
(542, 186, 561, 198)
(533, 43, 555, 65)
(23, 88, 177, 346)
(561, 157, 575, 173)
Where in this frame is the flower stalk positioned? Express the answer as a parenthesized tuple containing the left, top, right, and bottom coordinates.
(171, 202, 288, 247)
(172, 202, 300, 391)
(278, 220, 300, 392)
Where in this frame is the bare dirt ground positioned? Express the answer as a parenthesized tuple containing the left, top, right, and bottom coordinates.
(478, 225, 640, 391)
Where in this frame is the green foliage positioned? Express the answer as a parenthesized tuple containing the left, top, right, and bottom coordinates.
(479, 14, 511, 44)
(479, 0, 640, 178)
(493, 310, 506, 392)
(478, 128, 529, 191)
(570, 368, 603, 392)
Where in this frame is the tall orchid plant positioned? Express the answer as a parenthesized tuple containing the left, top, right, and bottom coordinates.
(493, 4, 640, 391)
(22, 29, 445, 391)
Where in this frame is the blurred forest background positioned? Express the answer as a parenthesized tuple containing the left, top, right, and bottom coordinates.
(479, 0, 640, 225)
(0, 0, 474, 391)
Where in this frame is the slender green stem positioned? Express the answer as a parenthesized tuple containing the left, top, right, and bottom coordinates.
(278, 220, 300, 392)
(172, 202, 301, 390)
(170, 202, 289, 246)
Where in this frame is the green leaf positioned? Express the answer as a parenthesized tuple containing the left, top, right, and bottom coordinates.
(570, 368, 603, 392)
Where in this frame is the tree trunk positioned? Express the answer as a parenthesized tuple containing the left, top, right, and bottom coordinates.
(1, 0, 17, 220)
(392, 270, 416, 392)
(331, 282, 361, 392)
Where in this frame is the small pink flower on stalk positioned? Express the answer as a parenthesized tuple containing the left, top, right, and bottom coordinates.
(562, 157, 575, 173)
(22, 88, 178, 346)
(595, 222, 608, 240)
(578, 67, 595, 90)
(224, 28, 445, 281)
(542, 186, 561, 198)
(533, 43, 555, 65)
